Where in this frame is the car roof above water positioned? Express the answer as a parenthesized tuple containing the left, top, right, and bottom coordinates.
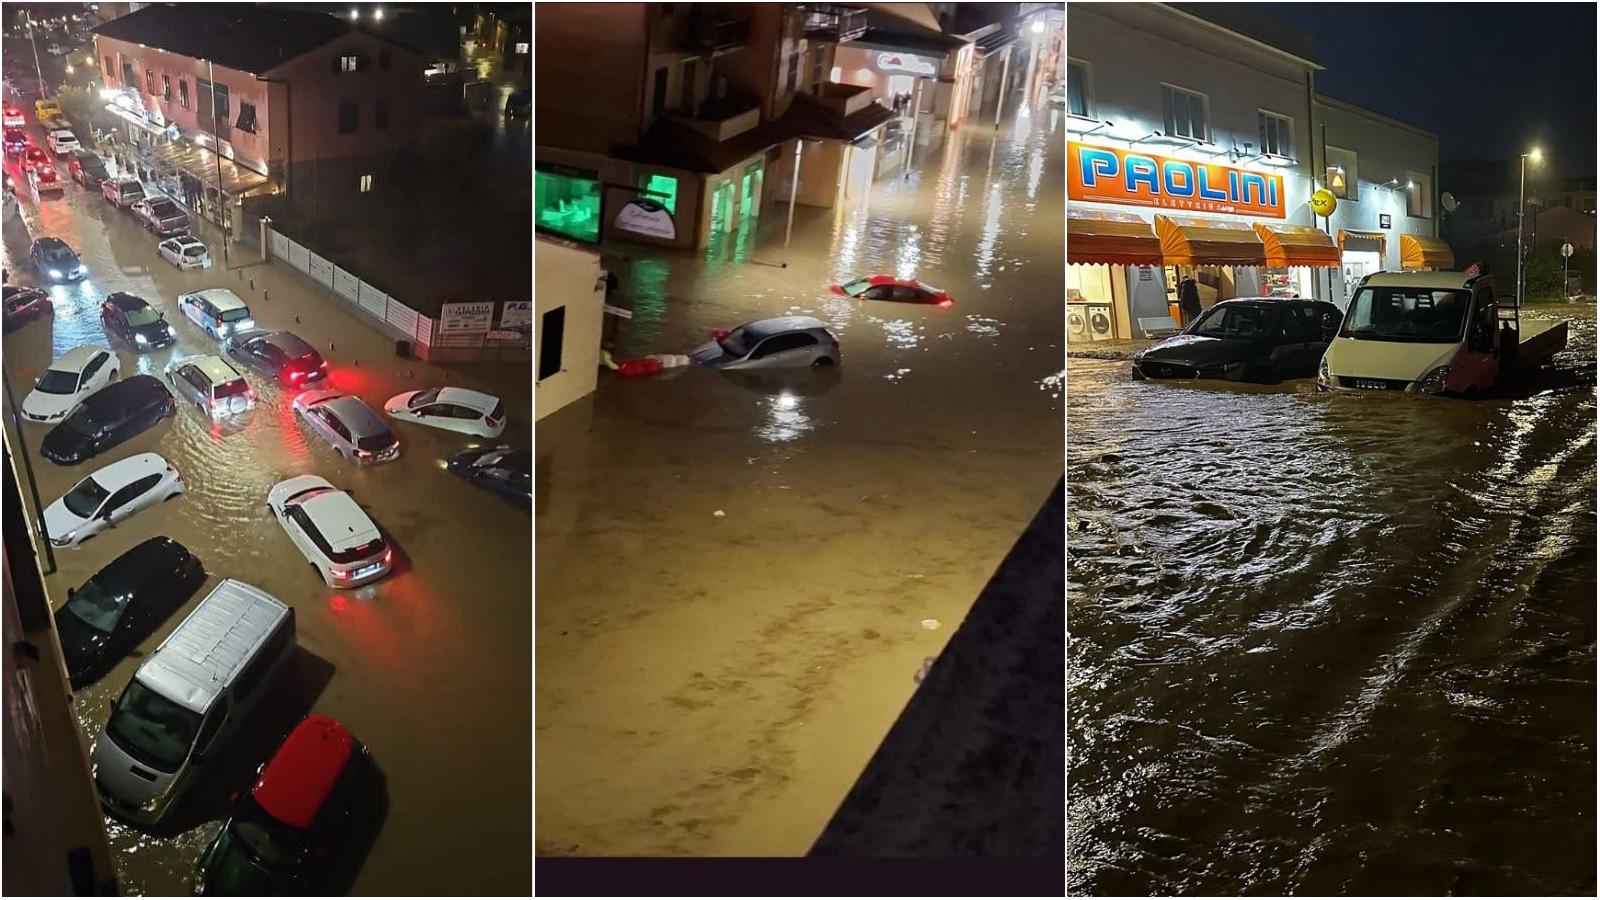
(745, 315, 829, 337)
(136, 579, 290, 714)
(323, 395, 388, 437)
(88, 536, 193, 596)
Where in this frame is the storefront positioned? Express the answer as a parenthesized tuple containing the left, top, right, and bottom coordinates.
(1154, 214, 1268, 321)
(1067, 208, 1162, 342)
(1336, 229, 1387, 299)
(1252, 222, 1339, 298)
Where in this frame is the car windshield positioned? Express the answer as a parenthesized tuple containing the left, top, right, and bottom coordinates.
(61, 474, 109, 517)
(124, 306, 161, 326)
(221, 307, 251, 322)
(231, 803, 312, 870)
(36, 368, 81, 394)
(1189, 305, 1276, 339)
(409, 388, 441, 408)
(719, 326, 757, 357)
(839, 278, 873, 297)
(1342, 287, 1471, 343)
(105, 678, 201, 772)
(41, 245, 75, 262)
(64, 577, 127, 633)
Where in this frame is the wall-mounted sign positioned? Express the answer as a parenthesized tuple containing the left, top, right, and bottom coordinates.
(514, 42, 529, 55)
(1138, 266, 1154, 281)
(1378, 213, 1392, 228)
(1309, 188, 1337, 217)
(500, 300, 532, 330)
(876, 51, 937, 77)
(439, 301, 495, 332)
(1069, 141, 1286, 219)
(613, 198, 676, 240)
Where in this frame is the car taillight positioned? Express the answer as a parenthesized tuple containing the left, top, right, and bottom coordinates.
(383, 548, 393, 564)
(331, 568, 349, 581)
(288, 370, 304, 381)
(938, 298, 954, 308)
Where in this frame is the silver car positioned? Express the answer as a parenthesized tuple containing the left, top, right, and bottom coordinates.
(688, 315, 840, 370)
(292, 390, 400, 465)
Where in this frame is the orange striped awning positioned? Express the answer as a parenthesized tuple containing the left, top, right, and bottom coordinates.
(1400, 234, 1455, 271)
(1251, 223, 1340, 268)
(1068, 208, 1162, 265)
(1337, 229, 1388, 261)
(1154, 214, 1266, 266)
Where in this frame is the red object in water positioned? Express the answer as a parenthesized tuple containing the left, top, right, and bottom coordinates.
(616, 358, 663, 377)
(252, 715, 357, 829)
(709, 328, 730, 340)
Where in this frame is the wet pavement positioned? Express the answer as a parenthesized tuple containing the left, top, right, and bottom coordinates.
(535, 103, 1065, 855)
(3, 129, 530, 894)
(1067, 304, 1596, 894)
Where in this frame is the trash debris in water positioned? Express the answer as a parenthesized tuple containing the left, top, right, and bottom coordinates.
(920, 618, 940, 630)
(712, 509, 726, 518)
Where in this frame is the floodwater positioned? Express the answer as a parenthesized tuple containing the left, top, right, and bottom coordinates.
(4, 141, 530, 894)
(535, 104, 1065, 855)
(1067, 305, 1597, 894)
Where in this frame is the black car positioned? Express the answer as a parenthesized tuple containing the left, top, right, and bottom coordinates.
(69, 149, 109, 187)
(3, 284, 52, 332)
(53, 537, 205, 689)
(504, 88, 530, 119)
(30, 236, 86, 283)
(41, 375, 175, 465)
(225, 329, 329, 385)
(446, 445, 530, 507)
(102, 292, 176, 350)
(1132, 298, 1343, 384)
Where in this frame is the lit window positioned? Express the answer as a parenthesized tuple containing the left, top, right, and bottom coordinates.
(639, 173, 677, 214)
(359, 174, 372, 192)
(830, 66, 841, 83)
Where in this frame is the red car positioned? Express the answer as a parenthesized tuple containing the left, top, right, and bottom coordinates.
(21, 145, 51, 172)
(3, 285, 53, 333)
(2, 106, 23, 129)
(829, 274, 954, 307)
(29, 164, 63, 194)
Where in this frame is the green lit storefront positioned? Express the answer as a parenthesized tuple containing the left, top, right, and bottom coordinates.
(535, 155, 766, 251)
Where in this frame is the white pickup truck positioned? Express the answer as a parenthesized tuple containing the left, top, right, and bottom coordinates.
(1318, 271, 1568, 396)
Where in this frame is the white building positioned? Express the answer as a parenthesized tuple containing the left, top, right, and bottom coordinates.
(1065, 2, 1444, 343)
(535, 235, 606, 422)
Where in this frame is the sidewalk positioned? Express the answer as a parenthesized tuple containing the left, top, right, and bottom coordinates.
(1066, 337, 1157, 360)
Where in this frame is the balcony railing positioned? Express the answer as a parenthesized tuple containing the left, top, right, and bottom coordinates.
(803, 4, 868, 43)
(672, 13, 749, 54)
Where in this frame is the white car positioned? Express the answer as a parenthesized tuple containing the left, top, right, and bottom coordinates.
(42, 453, 183, 549)
(21, 346, 119, 423)
(384, 387, 506, 439)
(266, 475, 392, 588)
(158, 234, 211, 270)
(46, 129, 79, 155)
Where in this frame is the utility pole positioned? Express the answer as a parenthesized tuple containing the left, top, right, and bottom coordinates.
(783, 138, 805, 262)
(2, 377, 55, 574)
(25, 10, 46, 96)
(208, 58, 230, 265)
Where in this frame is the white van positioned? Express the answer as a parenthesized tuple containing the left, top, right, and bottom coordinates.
(176, 288, 255, 340)
(92, 579, 295, 823)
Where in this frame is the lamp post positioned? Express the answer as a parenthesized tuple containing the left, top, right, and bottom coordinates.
(1517, 147, 1542, 304)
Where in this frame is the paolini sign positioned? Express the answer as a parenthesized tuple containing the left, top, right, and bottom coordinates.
(1069, 141, 1285, 219)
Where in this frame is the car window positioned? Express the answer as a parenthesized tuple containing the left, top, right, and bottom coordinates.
(1279, 306, 1316, 341)
(104, 474, 157, 514)
(195, 697, 228, 752)
(863, 286, 893, 300)
(179, 366, 205, 393)
(82, 352, 108, 381)
(753, 333, 815, 357)
(326, 411, 352, 441)
(893, 286, 922, 300)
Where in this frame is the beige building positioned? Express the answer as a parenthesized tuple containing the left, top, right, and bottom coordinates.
(535, 236, 607, 421)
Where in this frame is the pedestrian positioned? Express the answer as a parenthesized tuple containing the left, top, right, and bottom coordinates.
(1178, 275, 1202, 325)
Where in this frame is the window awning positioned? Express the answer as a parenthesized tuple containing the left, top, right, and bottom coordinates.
(1154, 214, 1266, 266)
(1251, 223, 1339, 268)
(1068, 209, 1162, 265)
(1337, 228, 1387, 259)
(1400, 234, 1455, 271)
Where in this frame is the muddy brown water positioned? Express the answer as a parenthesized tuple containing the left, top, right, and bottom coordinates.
(1067, 304, 1596, 895)
(535, 106, 1065, 855)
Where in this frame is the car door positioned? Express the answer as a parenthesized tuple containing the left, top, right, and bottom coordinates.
(1458, 286, 1500, 390)
(1267, 305, 1314, 377)
(749, 332, 816, 368)
(83, 351, 113, 393)
(108, 473, 161, 523)
(325, 410, 355, 455)
(98, 478, 142, 526)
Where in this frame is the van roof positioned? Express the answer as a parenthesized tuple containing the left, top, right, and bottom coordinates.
(190, 288, 249, 312)
(136, 579, 290, 714)
(1361, 271, 1481, 291)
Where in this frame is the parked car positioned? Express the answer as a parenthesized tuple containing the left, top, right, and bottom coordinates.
(29, 236, 86, 282)
(829, 275, 954, 307)
(1132, 298, 1344, 384)
(41, 452, 184, 550)
(28, 163, 65, 195)
(164, 355, 255, 420)
(133, 195, 190, 237)
(291, 391, 399, 465)
(383, 387, 506, 439)
(504, 88, 530, 119)
(53, 538, 205, 689)
(69, 149, 109, 187)
(447, 445, 529, 507)
(45, 43, 69, 56)
(102, 291, 176, 350)
(1, 106, 22, 128)
(195, 716, 375, 896)
(177, 288, 254, 339)
(102, 176, 144, 208)
(46, 128, 79, 154)
(21, 144, 50, 171)
(267, 475, 392, 588)
(21, 345, 119, 423)
(689, 315, 841, 370)
(2, 126, 26, 155)
(40, 374, 175, 465)
(157, 234, 211, 270)
(224, 330, 326, 385)
(3, 284, 52, 332)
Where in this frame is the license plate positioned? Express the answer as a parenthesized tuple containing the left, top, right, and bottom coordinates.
(352, 562, 383, 578)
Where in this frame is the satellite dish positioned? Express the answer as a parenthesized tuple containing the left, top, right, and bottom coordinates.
(1440, 191, 1459, 213)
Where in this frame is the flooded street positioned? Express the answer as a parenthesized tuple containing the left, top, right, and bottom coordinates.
(1067, 305, 1596, 894)
(4, 142, 530, 893)
(535, 104, 1064, 855)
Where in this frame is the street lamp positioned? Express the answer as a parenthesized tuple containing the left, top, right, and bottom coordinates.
(1517, 147, 1543, 304)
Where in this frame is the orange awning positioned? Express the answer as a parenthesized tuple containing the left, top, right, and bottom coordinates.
(1400, 234, 1455, 271)
(1252, 223, 1339, 268)
(1337, 229, 1388, 260)
(1154, 215, 1266, 266)
(1068, 208, 1162, 265)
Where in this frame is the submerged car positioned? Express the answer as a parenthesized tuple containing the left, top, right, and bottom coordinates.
(133, 195, 191, 237)
(158, 234, 212, 270)
(40, 374, 175, 465)
(22, 345, 119, 423)
(447, 445, 530, 506)
(2, 126, 26, 155)
(42, 452, 184, 550)
(383, 387, 505, 439)
(1, 106, 23, 128)
(292, 391, 400, 465)
(267, 475, 392, 588)
(102, 292, 176, 350)
(30, 236, 85, 281)
(3, 284, 52, 332)
(226, 330, 327, 385)
(829, 275, 954, 307)
(689, 316, 841, 370)
(21, 145, 50, 171)
(1132, 298, 1342, 384)
(29, 163, 65, 195)
(54, 537, 205, 689)
(164, 355, 254, 420)
(69, 149, 109, 187)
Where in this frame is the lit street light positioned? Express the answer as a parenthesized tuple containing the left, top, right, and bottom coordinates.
(1517, 147, 1543, 304)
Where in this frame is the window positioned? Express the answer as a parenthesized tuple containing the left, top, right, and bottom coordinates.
(1406, 172, 1431, 218)
(1279, 306, 1317, 341)
(681, 59, 696, 111)
(358, 173, 372, 193)
(338, 53, 362, 73)
(786, 53, 799, 94)
(811, 50, 824, 93)
(338, 99, 358, 134)
(161, 74, 171, 101)
(103, 55, 113, 77)
(1258, 111, 1292, 157)
(651, 67, 667, 116)
(1325, 146, 1357, 200)
(753, 332, 816, 358)
(145, 68, 155, 94)
(375, 96, 389, 130)
(1067, 59, 1091, 118)
(235, 101, 257, 134)
(1161, 83, 1207, 141)
(535, 164, 602, 243)
(179, 79, 189, 110)
(379, 47, 392, 70)
(538, 306, 566, 381)
(639, 172, 678, 214)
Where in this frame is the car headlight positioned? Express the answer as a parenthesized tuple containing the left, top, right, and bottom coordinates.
(48, 268, 61, 278)
(135, 333, 148, 344)
(217, 324, 229, 335)
(140, 781, 175, 813)
(75, 264, 85, 274)
(50, 532, 73, 547)
(1416, 364, 1451, 395)
(1317, 357, 1331, 387)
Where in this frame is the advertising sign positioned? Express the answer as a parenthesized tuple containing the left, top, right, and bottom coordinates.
(439, 301, 495, 332)
(500, 301, 532, 329)
(876, 51, 937, 77)
(613, 199, 676, 240)
(1069, 141, 1286, 219)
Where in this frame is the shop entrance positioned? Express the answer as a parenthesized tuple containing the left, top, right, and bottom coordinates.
(1342, 250, 1382, 300)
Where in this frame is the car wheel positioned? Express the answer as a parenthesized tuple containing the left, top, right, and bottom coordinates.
(812, 356, 836, 368)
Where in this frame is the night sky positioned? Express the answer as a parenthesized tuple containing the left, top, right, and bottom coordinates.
(1266, 3, 1596, 171)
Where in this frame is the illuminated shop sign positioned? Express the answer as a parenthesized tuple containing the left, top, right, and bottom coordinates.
(876, 51, 937, 77)
(1069, 141, 1285, 219)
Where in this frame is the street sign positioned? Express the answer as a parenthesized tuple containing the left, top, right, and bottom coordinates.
(1561, 242, 1574, 258)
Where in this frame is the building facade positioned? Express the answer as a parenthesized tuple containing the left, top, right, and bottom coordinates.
(1065, 2, 1441, 344)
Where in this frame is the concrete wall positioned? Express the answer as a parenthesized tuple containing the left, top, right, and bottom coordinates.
(535, 236, 605, 421)
(534, 3, 648, 154)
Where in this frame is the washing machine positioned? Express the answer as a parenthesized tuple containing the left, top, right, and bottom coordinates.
(1067, 302, 1091, 341)
(1084, 302, 1114, 341)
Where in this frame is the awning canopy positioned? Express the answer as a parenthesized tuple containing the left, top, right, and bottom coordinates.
(1338, 228, 1387, 259)
(1068, 209, 1162, 265)
(1400, 234, 1455, 271)
(1252, 223, 1339, 268)
(1154, 214, 1266, 266)
(148, 139, 270, 195)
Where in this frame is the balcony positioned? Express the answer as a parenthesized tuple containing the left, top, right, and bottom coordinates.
(803, 4, 869, 43)
(669, 11, 749, 55)
(675, 97, 762, 143)
(811, 81, 873, 118)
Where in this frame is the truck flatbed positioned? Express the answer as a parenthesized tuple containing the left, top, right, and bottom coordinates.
(1516, 318, 1568, 371)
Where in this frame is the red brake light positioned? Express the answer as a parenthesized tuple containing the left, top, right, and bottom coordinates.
(383, 549, 393, 564)
(289, 370, 304, 381)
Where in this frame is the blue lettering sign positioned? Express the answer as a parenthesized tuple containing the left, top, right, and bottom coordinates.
(1197, 166, 1227, 201)
(1161, 160, 1195, 198)
(1125, 155, 1160, 194)
(1078, 148, 1120, 188)
(1240, 173, 1268, 206)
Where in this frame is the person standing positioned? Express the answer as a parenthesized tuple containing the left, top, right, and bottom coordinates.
(1178, 275, 1202, 326)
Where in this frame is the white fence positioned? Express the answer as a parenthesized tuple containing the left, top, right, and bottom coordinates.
(268, 228, 434, 346)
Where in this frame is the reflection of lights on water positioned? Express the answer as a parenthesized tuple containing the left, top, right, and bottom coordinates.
(756, 391, 810, 443)
(1039, 370, 1064, 399)
(774, 390, 797, 411)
